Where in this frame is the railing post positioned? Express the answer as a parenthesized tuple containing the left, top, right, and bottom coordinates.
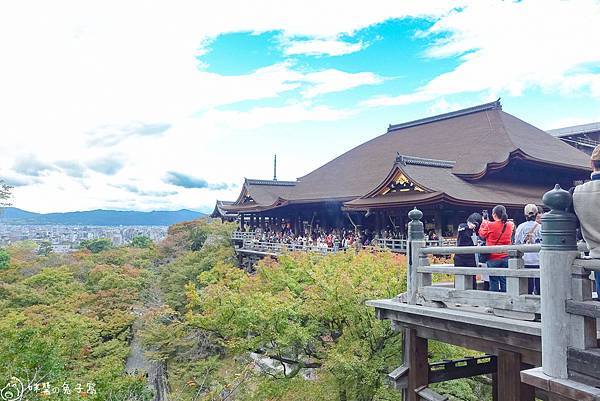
(408, 208, 427, 305)
(540, 184, 579, 379)
(507, 250, 527, 297)
(570, 265, 596, 351)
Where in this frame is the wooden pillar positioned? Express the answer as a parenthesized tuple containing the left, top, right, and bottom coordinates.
(434, 208, 442, 239)
(497, 349, 534, 401)
(406, 328, 428, 401)
(539, 185, 579, 379)
(408, 208, 428, 305)
(240, 213, 245, 231)
(260, 215, 265, 230)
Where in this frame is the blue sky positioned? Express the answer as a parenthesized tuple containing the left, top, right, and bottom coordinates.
(1, 0, 599, 213)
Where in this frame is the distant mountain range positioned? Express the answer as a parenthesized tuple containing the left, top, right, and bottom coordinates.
(0, 207, 205, 226)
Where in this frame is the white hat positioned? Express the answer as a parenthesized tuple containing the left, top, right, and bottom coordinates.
(524, 204, 538, 216)
(592, 144, 600, 161)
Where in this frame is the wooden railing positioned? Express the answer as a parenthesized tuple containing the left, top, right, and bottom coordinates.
(409, 242, 542, 320)
(233, 234, 456, 255)
(240, 239, 337, 255)
(398, 185, 600, 398)
(231, 231, 255, 241)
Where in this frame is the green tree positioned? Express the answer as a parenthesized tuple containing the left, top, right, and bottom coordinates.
(0, 248, 9, 269)
(80, 238, 112, 253)
(0, 241, 153, 401)
(37, 241, 53, 256)
(186, 251, 407, 401)
(130, 235, 152, 248)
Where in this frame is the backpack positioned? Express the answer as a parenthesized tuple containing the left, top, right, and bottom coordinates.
(524, 223, 540, 244)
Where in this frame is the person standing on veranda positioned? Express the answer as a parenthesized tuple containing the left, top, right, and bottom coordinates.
(454, 213, 483, 289)
(479, 205, 515, 292)
(514, 204, 542, 294)
(572, 144, 600, 298)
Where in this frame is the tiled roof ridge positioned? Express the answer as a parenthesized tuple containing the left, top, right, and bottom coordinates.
(387, 98, 502, 133)
(395, 153, 456, 168)
(245, 178, 296, 186)
(547, 122, 600, 137)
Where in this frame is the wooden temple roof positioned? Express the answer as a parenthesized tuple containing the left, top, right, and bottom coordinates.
(221, 100, 591, 213)
(209, 200, 238, 219)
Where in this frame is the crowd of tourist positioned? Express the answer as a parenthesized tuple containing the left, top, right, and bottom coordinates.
(454, 204, 543, 294)
(236, 225, 409, 251)
(233, 145, 600, 299)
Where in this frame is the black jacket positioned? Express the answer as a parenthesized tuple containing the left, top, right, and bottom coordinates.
(454, 223, 477, 267)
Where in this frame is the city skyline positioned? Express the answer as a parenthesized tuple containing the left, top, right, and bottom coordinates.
(1, 0, 599, 213)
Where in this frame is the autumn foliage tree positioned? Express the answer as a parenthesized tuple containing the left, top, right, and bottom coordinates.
(184, 251, 407, 401)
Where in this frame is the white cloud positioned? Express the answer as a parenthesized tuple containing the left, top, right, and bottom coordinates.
(201, 102, 354, 130)
(427, 98, 468, 115)
(283, 38, 365, 56)
(2, 0, 599, 213)
(301, 69, 383, 98)
(364, 0, 600, 107)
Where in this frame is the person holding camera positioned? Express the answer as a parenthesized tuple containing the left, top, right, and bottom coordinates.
(454, 213, 483, 288)
(479, 205, 515, 292)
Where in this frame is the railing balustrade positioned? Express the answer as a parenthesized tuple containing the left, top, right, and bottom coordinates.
(399, 185, 600, 397)
(231, 231, 256, 240)
(411, 243, 542, 320)
(232, 232, 457, 255)
(240, 239, 338, 255)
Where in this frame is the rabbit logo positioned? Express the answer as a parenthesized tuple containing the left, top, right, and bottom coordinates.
(0, 377, 24, 401)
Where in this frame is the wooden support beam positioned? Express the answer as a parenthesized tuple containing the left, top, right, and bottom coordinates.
(388, 364, 408, 390)
(415, 386, 449, 401)
(429, 355, 497, 384)
(406, 328, 428, 401)
(567, 347, 600, 382)
(419, 286, 540, 315)
(521, 366, 600, 401)
(497, 349, 535, 401)
(492, 372, 498, 401)
(565, 300, 600, 319)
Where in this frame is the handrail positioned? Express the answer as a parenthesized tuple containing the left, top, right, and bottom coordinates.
(417, 265, 540, 278)
(420, 244, 541, 255)
(241, 239, 338, 254)
(572, 258, 600, 272)
(420, 241, 588, 255)
(237, 235, 457, 255)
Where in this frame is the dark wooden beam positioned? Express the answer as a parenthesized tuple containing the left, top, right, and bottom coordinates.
(388, 364, 408, 390)
(376, 307, 542, 365)
(406, 328, 428, 401)
(521, 366, 600, 401)
(565, 300, 600, 319)
(497, 349, 535, 401)
(567, 347, 600, 383)
(429, 355, 497, 383)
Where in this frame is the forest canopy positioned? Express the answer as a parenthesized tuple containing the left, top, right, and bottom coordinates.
(0, 219, 490, 401)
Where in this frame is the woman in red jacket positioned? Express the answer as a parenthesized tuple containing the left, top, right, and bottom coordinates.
(479, 205, 515, 292)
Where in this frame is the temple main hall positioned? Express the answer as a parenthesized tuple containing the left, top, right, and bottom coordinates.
(213, 100, 591, 241)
